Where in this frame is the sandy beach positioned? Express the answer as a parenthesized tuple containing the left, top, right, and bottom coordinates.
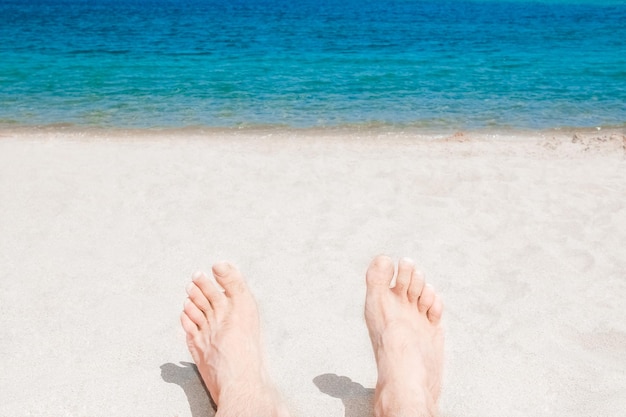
(1, 128, 625, 417)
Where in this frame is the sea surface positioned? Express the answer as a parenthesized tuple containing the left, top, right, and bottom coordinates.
(0, 0, 625, 130)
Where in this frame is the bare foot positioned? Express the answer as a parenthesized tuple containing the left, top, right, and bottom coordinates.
(181, 262, 290, 417)
(365, 256, 444, 417)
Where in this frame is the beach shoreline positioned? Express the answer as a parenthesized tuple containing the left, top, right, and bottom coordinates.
(2, 126, 624, 163)
(3, 0, 626, 414)
(1, 124, 624, 148)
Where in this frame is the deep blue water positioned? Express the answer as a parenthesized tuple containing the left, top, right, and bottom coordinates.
(0, 0, 624, 130)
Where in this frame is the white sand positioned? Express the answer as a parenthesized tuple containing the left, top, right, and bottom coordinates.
(1, 128, 625, 417)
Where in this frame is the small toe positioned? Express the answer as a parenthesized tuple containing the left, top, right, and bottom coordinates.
(180, 311, 198, 334)
(408, 268, 425, 303)
(427, 295, 444, 324)
(212, 262, 247, 297)
(366, 255, 395, 290)
(392, 257, 414, 298)
(418, 283, 436, 313)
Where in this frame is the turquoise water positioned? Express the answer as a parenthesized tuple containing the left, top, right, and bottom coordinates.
(0, 0, 624, 130)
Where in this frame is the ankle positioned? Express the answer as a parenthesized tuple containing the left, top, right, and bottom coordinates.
(375, 381, 437, 417)
(217, 384, 288, 417)
(216, 373, 269, 403)
(211, 368, 290, 417)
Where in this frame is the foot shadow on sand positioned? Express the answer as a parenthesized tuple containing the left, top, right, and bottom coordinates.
(314, 373, 375, 417)
(160, 362, 216, 417)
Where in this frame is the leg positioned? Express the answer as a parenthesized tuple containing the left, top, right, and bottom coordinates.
(365, 256, 444, 417)
(181, 262, 290, 417)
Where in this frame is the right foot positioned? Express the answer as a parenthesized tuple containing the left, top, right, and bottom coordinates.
(180, 262, 289, 417)
(365, 255, 444, 417)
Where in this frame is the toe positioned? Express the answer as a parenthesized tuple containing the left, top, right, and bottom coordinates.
(407, 268, 425, 303)
(418, 283, 436, 313)
(366, 255, 395, 290)
(392, 257, 414, 298)
(186, 281, 213, 314)
(212, 262, 248, 297)
(180, 311, 198, 334)
(193, 271, 227, 307)
(184, 298, 208, 329)
(427, 295, 444, 324)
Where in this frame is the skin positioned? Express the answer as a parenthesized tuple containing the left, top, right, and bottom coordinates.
(365, 255, 444, 417)
(181, 256, 444, 417)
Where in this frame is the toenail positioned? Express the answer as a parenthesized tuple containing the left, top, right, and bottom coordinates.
(192, 271, 203, 281)
(185, 282, 194, 294)
(212, 262, 231, 276)
(372, 255, 393, 269)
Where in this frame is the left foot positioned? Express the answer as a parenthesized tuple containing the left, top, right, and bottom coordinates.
(181, 262, 289, 417)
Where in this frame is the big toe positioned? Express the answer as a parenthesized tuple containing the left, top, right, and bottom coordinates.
(212, 261, 248, 297)
(366, 255, 395, 291)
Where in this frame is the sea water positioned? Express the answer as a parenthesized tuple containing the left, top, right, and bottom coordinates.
(0, 0, 624, 130)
